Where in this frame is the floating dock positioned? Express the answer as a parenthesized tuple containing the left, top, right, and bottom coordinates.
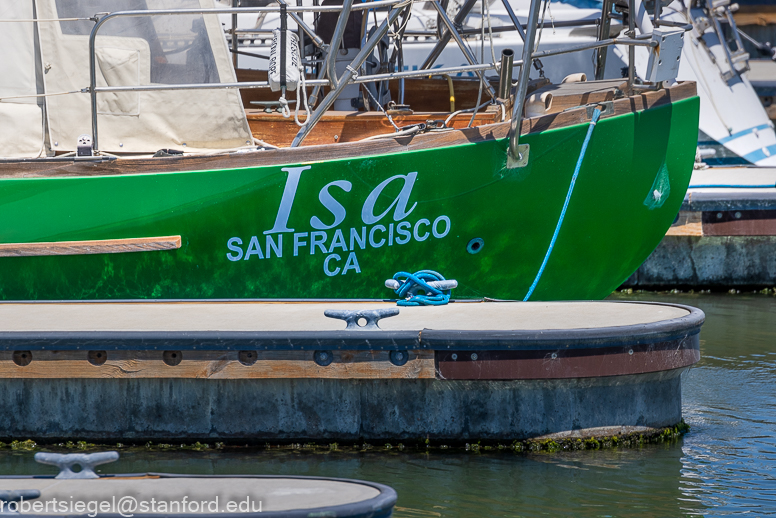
(1, 452, 397, 518)
(624, 166, 776, 289)
(0, 300, 703, 441)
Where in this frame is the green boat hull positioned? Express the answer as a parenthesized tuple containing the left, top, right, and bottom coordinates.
(0, 97, 699, 301)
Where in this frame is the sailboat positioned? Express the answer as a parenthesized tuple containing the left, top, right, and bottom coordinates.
(0, 0, 698, 301)
(224, 0, 771, 165)
(400, 0, 775, 166)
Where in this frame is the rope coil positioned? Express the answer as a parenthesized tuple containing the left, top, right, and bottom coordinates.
(387, 270, 456, 306)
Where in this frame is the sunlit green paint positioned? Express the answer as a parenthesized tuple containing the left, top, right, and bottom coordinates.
(0, 97, 699, 300)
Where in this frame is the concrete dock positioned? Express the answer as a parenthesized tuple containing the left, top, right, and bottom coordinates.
(624, 166, 776, 289)
(0, 300, 702, 441)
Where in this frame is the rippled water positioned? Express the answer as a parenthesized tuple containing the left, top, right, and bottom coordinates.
(1, 292, 774, 517)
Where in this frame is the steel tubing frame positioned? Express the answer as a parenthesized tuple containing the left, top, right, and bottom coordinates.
(507, 0, 542, 164)
(84, 0, 678, 154)
(87, 0, 412, 152)
(420, 0, 478, 70)
(290, 5, 406, 147)
(430, 1, 497, 100)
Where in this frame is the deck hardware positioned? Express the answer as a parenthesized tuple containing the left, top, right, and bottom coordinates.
(429, 1, 497, 100)
(88, 350, 107, 366)
(498, 49, 515, 100)
(586, 101, 614, 118)
(324, 308, 399, 330)
(0, 490, 41, 512)
(76, 134, 93, 157)
(451, 353, 458, 360)
(387, 271, 457, 306)
(509, 144, 530, 168)
(645, 28, 685, 83)
(506, 0, 542, 166)
(629, 349, 634, 355)
(385, 279, 458, 293)
(163, 350, 182, 366)
(471, 353, 478, 361)
(238, 350, 258, 366)
(34, 451, 119, 479)
(314, 350, 333, 366)
(386, 102, 413, 115)
(467, 238, 485, 254)
(389, 351, 409, 366)
(12, 351, 32, 367)
(250, 100, 296, 113)
(551, 353, 558, 359)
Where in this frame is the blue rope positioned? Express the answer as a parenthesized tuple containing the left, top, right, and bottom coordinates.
(391, 270, 452, 306)
(524, 107, 602, 302)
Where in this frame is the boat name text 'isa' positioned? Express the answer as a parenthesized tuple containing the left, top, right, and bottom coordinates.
(225, 166, 451, 276)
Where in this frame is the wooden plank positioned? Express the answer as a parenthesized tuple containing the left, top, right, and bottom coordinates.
(531, 79, 625, 114)
(247, 109, 501, 147)
(520, 81, 697, 135)
(387, 77, 495, 112)
(235, 69, 489, 112)
(435, 339, 699, 380)
(702, 209, 776, 236)
(666, 211, 703, 236)
(0, 82, 697, 180)
(247, 79, 625, 146)
(0, 236, 181, 257)
(734, 12, 776, 26)
(0, 349, 435, 379)
(666, 223, 703, 236)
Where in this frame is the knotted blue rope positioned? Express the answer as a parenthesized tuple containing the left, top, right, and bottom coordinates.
(391, 270, 452, 306)
(524, 107, 602, 301)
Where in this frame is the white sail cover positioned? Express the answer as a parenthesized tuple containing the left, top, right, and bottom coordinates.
(33, 0, 252, 155)
(0, 4, 46, 158)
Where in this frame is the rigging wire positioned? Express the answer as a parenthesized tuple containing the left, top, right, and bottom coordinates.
(0, 90, 84, 102)
(0, 18, 92, 23)
(467, 0, 487, 128)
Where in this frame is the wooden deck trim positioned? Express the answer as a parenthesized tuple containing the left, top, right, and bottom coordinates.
(0, 81, 697, 179)
(667, 210, 703, 236)
(0, 349, 435, 379)
(665, 223, 703, 236)
(0, 235, 182, 257)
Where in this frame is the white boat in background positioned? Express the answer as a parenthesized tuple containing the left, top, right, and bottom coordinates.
(219, 0, 775, 166)
(402, 0, 776, 167)
(625, 0, 776, 167)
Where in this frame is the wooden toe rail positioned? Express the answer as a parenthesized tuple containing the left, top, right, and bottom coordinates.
(0, 235, 182, 257)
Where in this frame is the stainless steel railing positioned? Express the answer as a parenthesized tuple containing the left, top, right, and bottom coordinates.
(83, 0, 685, 155)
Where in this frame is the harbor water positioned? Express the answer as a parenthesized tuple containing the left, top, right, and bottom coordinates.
(0, 292, 774, 517)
